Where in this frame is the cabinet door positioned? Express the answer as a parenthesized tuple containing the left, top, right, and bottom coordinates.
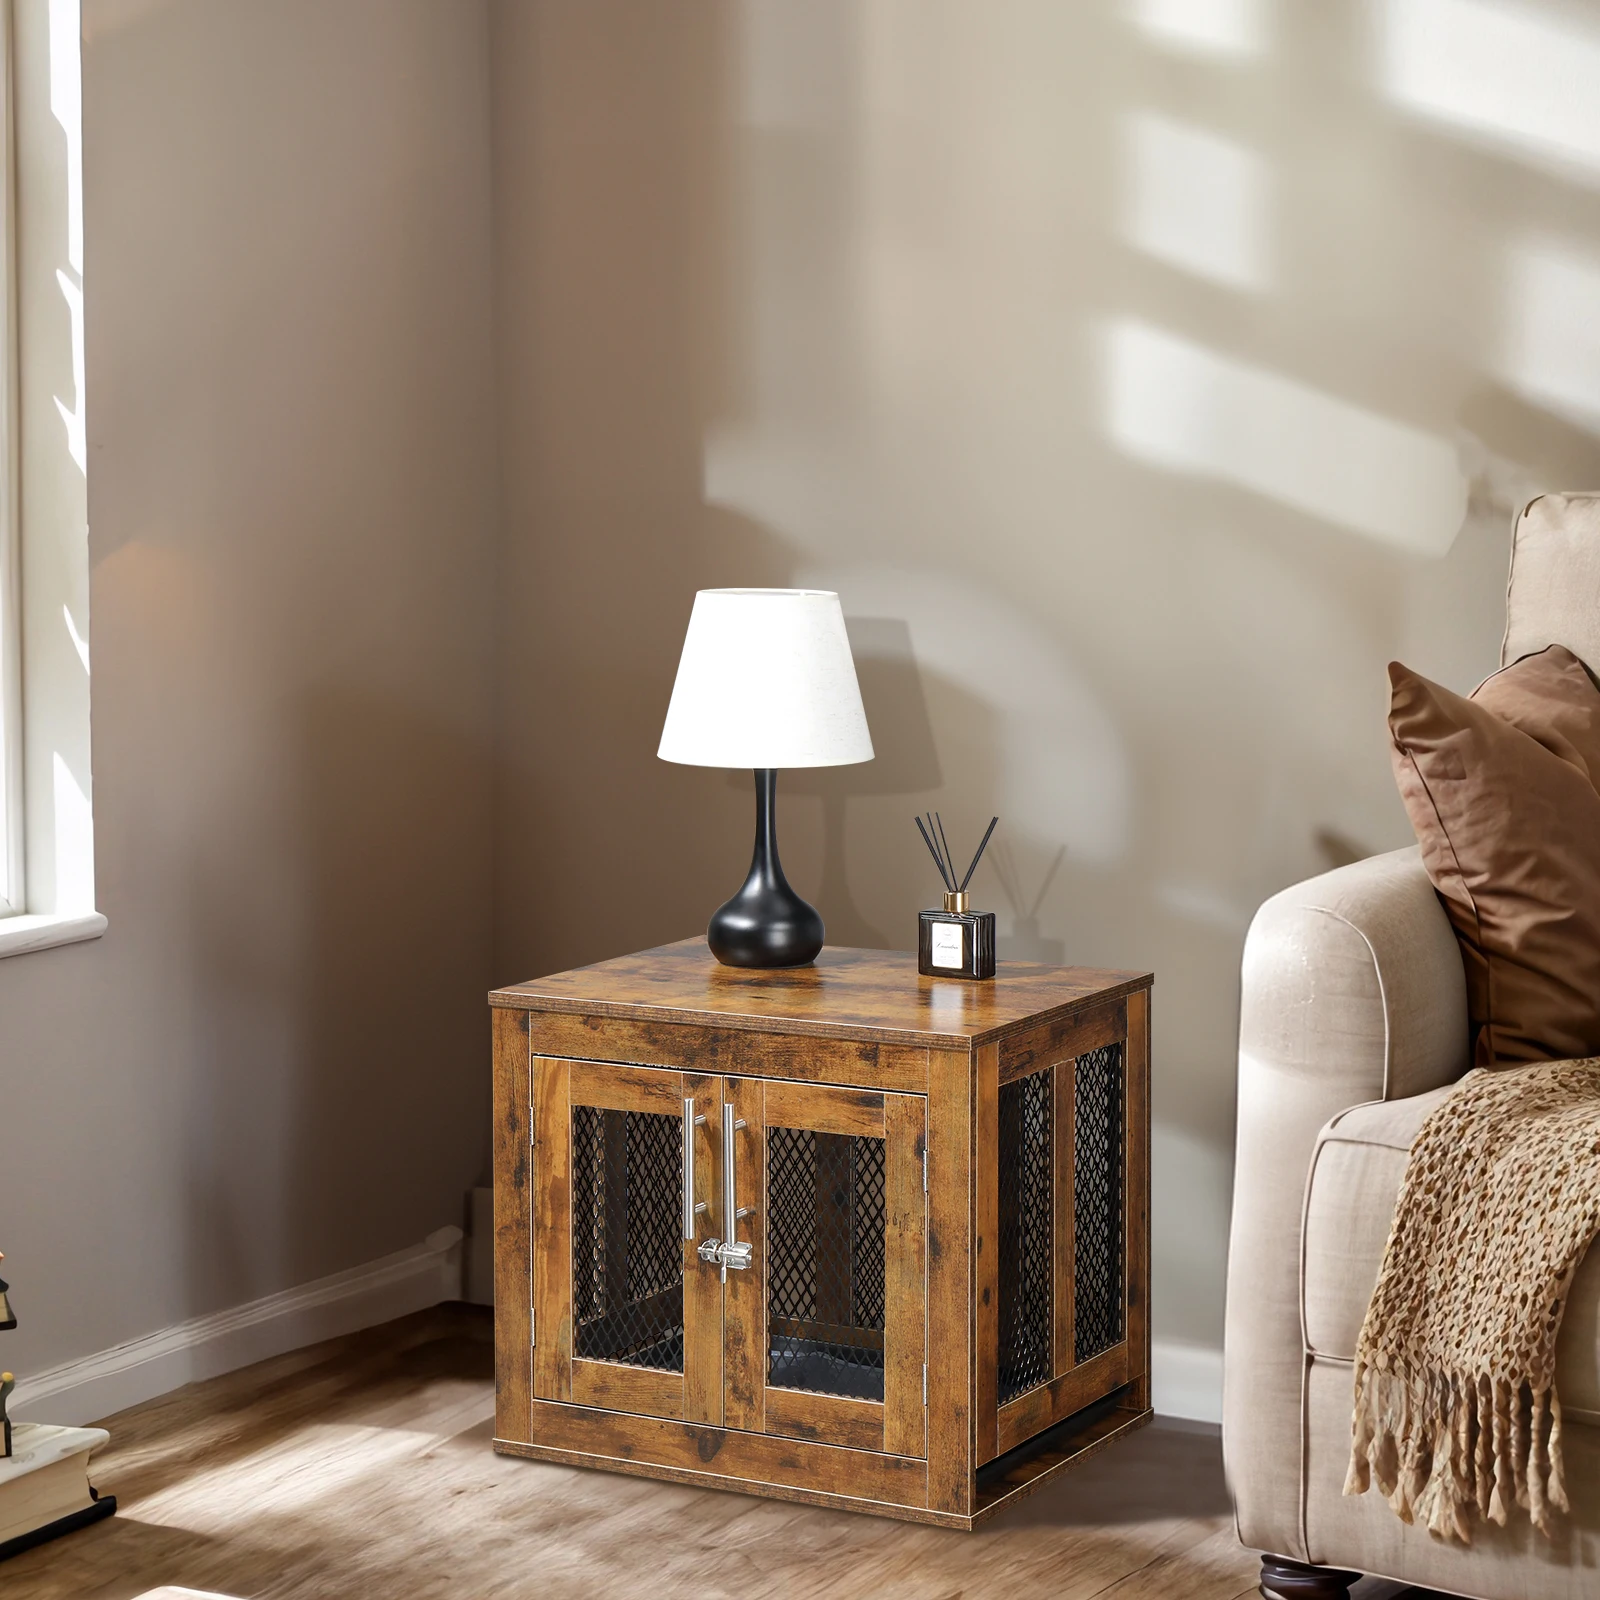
(723, 1077, 928, 1459)
(532, 1056, 723, 1425)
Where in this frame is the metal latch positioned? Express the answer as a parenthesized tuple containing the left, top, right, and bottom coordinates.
(697, 1237, 754, 1272)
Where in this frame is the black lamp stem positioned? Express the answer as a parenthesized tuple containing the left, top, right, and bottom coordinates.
(707, 768, 825, 968)
(752, 767, 780, 889)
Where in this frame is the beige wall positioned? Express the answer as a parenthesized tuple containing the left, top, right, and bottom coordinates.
(489, 0, 1600, 1354)
(9, 0, 1599, 1388)
(1, 0, 498, 1375)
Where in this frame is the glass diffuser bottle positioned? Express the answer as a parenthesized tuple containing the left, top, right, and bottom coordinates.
(914, 814, 998, 980)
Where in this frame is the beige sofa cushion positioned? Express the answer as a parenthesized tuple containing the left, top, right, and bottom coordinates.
(1302, 1088, 1600, 1421)
(1503, 493, 1600, 671)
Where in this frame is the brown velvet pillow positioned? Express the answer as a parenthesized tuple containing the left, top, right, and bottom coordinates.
(1388, 646, 1600, 1068)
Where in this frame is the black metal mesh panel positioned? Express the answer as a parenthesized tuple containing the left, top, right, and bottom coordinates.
(998, 1067, 1054, 1403)
(571, 1104, 685, 1372)
(1073, 1043, 1125, 1364)
(766, 1126, 886, 1401)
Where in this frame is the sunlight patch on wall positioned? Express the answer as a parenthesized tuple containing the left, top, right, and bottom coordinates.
(1502, 237, 1600, 433)
(1380, 0, 1600, 183)
(63, 604, 88, 672)
(1121, 112, 1270, 292)
(1104, 318, 1467, 555)
(53, 268, 86, 473)
(1129, 0, 1269, 59)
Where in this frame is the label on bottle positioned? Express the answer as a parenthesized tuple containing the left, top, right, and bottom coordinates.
(930, 920, 964, 969)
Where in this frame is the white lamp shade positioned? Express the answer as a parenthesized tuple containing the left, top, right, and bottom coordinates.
(658, 589, 875, 769)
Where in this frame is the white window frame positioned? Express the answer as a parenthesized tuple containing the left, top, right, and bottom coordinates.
(0, 0, 101, 958)
(0, 0, 23, 916)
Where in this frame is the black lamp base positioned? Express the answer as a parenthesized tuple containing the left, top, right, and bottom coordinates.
(708, 769, 823, 968)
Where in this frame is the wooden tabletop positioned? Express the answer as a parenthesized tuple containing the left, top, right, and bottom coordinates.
(490, 938, 1150, 1048)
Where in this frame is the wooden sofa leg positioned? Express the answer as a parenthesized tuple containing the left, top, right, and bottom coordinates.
(1259, 1555, 1362, 1599)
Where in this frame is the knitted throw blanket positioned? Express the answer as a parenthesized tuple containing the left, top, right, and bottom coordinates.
(1345, 1060, 1600, 1543)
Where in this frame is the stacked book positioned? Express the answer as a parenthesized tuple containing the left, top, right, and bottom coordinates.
(0, 1423, 115, 1562)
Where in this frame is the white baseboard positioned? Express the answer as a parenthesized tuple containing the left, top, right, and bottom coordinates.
(11, 1225, 464, 1428)
(10, 1225, 1224, 1432)
(1152, 1337, 1223, 1426)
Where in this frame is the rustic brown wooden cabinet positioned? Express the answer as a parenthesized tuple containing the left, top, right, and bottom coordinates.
(490, 940, 1152, 1529)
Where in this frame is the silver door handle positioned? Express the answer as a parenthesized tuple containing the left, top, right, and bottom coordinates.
(698, 1100, 756, 1279)
(682, 1097, 707, 1241)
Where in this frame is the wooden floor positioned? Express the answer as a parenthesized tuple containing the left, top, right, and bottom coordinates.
(0, 1305, 1412, 1600)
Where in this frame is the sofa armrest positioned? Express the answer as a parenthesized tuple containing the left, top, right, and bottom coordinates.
(1224, 846, 1469, 1558)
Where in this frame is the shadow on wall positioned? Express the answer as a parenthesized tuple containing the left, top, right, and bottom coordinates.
(489, 0, 1600, 1351)
(783, 616, 943, 950)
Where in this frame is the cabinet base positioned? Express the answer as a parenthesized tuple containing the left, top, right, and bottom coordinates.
(495, 1396, 1152, 1530)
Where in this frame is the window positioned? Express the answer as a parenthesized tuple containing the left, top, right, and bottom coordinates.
(0, 0, 100, 956)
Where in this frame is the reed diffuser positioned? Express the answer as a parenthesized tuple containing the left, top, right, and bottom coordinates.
(915, 813, 998, 980)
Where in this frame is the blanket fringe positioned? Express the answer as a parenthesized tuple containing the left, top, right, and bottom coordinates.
(1345, 1361, 1566, 1543)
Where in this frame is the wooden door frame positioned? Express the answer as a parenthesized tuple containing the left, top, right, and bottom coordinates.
(740, 1077, 928, 1460)
(532, 1055, 724, 1425)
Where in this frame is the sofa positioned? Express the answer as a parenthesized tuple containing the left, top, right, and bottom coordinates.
(1223, 494, 1600, 1600)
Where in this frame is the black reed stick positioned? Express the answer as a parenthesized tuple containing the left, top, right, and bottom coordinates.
(959, 816, 999, 892)
(915, 816, 955, 891)
(934, 813, 956, 892)
(925, 813, 953, 886)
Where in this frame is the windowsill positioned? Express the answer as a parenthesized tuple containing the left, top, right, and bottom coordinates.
(0, 909, 106, 958)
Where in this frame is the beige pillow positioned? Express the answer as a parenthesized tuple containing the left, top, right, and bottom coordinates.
(1388, 647, 1600, 1067)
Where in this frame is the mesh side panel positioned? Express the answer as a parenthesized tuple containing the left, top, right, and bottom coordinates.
(767, 1126, 886, 1402)
(997, 1067, 1054, 1404)
(571, 1104, 685, 1372)
(1074, 1043, 1125, 1364)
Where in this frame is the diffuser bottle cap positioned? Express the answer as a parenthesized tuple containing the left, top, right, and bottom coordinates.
(943, 890, 970, 914)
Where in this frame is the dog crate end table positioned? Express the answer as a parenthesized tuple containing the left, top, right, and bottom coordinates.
(490, 939, 1152, 1529)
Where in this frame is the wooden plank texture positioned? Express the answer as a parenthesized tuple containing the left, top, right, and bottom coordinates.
(494, 945, 1154, 1530)
(495, 939, 1152, 1050)
(19, 1303, 1237, 1598)
(571, 1359, 684, 1421)
(762, 1386, 885, 1453)
(682, 1071, 724, 1427)
(528, 1010, 931, 1093)
(531, 1055, 572, 1404)
(883, 1090, 927, 1460)
(568, 1055, 683, 1113)
(762, 1077, 885, 1137)
(998, 996, 1127, 1085)
(975, 1040, 1000, 1467)
(522, 1396, 928, 1509)
(491, 1007, 532, 1445)
(720, 1074, 766, 1433)
(994, 1341, 1130, 1457)
(925, 1045, 975, 1516)
(1125, 986, 1152, 1412)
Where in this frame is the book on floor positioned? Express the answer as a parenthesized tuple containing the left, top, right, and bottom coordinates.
(0, 1423, 116, 1562)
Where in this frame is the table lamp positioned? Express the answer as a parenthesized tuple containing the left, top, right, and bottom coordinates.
(659, 588, 874, 967)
